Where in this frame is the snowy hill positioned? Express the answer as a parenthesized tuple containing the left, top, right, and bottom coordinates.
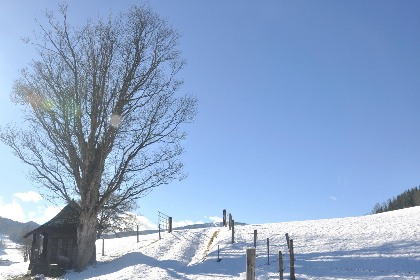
(2, 207, 420, 279)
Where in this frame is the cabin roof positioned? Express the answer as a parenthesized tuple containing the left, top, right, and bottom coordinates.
(24, 202, 80, 238)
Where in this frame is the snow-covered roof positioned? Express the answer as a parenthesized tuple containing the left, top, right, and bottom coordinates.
(23, 203, 80, 238)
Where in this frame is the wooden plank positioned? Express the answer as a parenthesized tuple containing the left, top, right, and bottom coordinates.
(30, 233, 36, 264)
(46, 235, 53, 265)
(57, 239, 63, 258)
(67, 239, 73, 261)
(52, 233, 77, 239)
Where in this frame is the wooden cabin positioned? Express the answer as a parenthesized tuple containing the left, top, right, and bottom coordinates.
(24, 203, 79, 276)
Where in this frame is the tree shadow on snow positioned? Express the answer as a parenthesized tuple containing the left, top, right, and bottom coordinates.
(66, 252, 187, 279)
(295, 239, 420, 279)
(65, 237, 420, 279)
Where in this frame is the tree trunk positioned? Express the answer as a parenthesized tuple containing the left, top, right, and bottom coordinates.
(76, 207, 98, 271)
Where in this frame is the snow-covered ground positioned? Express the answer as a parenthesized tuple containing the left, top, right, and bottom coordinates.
(0, 234, 29, 279)
(2, 206, 420, 279)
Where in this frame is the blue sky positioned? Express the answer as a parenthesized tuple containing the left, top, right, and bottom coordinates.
(0, 0, 419, 227)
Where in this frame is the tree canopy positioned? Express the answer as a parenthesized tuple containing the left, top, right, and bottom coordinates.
(0, 4, 197, 270)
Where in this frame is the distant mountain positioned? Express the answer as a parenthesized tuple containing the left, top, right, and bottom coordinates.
(0, 216, 39, 243)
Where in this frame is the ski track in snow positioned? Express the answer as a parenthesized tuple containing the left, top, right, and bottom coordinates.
(1, 206, 420, 279)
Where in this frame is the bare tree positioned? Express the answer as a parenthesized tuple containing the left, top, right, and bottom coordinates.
(96, 193, 138, 239)
(0, 4, 197, 270)
(100, 212, 140, 238)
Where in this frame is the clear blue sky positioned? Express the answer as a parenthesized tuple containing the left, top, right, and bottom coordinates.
(0, 0, 419, 226)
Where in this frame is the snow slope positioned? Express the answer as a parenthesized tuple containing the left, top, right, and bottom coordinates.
(2, 207, 420, 279)
(0, 234, 28, 279)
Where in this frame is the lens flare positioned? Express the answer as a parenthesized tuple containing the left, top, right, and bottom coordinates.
(26, 93, 55, 111)
(41, 98, 55, 111)
(109, 114, 123, 128)
(337, 174, 348, 187)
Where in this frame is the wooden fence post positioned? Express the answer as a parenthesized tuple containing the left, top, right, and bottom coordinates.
(231, 220, 235, 244)
(223, 209, 227, 227)
(137, 225, 139, 243)
(254, 230, 257, 248)
(267, 238, 270, 265)
(279, 251, 283, 280)
(246, 248, 256, 280)
(102, 237, 105, 256)
(285, 233, 290, 250)
(290, 239, 295, 280)
(229, 213, 232, 230)
(159, 224, 161, 240)
(217, 245, 221, 262)
(168, 217, 172, 233)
